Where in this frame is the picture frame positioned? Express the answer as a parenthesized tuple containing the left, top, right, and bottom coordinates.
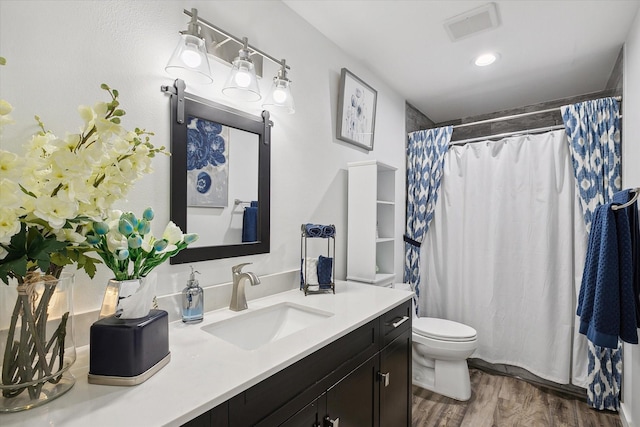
(336, 68, 377, 150)
(165, 79, 272, 263)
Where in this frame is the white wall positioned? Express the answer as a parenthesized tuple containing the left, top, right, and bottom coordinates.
(622, 6, 640, 427)
(0, 1, 406, 314)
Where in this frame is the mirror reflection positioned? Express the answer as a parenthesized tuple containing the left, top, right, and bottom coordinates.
(186, 121, 259, 247)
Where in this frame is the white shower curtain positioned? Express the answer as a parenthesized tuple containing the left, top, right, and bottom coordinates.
(420, 129, 589, 385)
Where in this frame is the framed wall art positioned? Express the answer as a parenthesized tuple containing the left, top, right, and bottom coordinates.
(336, 68, 377, 150)
(186, 116, 229, 208)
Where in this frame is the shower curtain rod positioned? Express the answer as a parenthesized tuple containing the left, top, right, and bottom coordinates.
(451, 96, 622, 130)
(449, 124, 566, 145)
(450, 112, 625, 146)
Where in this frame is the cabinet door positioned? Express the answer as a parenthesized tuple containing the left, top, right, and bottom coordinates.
(379, 329, 412, 427)
(280, 393, 326, 427)
(325, 355, 379, 427)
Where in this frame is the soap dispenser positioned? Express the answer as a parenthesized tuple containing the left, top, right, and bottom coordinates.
(182, 266, 203, 323)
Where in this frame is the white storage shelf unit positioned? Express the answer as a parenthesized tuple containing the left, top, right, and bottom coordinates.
(347, 160, 397, 287)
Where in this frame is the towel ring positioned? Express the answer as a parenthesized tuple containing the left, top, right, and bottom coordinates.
(612, 188, 639, 211)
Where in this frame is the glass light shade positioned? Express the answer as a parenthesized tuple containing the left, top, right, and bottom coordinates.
(222, 57, 261, 101)
(165, 34, 213, 85)
(262, 77, 295, 114)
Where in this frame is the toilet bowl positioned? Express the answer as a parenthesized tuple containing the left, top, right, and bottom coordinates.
(394, 284, 477, 401)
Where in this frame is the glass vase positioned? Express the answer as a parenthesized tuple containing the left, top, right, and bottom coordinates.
(0, 272, 76, 412)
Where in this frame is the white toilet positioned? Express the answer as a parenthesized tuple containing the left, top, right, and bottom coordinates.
(395, 283, 478, 401)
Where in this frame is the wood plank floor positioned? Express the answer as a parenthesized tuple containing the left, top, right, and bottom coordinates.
(412, 368, 622, 427)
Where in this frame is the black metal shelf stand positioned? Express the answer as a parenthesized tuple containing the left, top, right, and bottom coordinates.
(300, 224, 336, 296)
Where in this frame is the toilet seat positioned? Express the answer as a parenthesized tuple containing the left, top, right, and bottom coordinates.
(413, 317, 477, 342)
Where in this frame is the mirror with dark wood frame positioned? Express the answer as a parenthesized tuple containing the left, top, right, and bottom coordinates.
(164, 79, 271, 264)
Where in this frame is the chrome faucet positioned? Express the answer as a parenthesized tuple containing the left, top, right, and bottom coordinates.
(229, 263, 261, 311)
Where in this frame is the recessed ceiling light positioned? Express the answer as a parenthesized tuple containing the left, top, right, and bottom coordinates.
(474, 53, 498, 67)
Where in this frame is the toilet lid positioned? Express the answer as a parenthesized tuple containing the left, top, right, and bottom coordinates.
(413, 317, 477, 342)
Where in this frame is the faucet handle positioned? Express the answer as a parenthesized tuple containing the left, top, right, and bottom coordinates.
(232, 262, 252, 274)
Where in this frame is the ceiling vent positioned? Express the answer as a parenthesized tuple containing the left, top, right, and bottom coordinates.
(444, 2, 500, 42)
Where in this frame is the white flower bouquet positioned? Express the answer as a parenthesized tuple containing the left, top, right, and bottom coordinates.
(0, 79, 165, 283)
(0, 55, 170, 408)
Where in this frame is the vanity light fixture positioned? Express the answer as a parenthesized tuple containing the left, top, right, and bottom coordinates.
(165, 8, 295, 113)
(474, 52, 499, 67)
(222, 37, 261, 101)
(262, 59, 295, 114)
(165, 8, 213, 84)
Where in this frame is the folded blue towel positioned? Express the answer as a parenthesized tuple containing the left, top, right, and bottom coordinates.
(242, 206, 258, 242)
(250, 200, 258, 207)
(318, 255, 333, 285)
(304, 224, 323, 237)
(303, 223, 336, 238)
(321, 225, 336, 238)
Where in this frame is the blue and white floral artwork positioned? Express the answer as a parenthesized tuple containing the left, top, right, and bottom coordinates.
(186, 116, 229, 207)
(337, 68, 377, 150)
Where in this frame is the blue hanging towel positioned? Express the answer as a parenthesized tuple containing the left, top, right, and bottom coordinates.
(242, 201, 258, 242)
(613, 189, 640, 326)
(577, 201, 638, 348)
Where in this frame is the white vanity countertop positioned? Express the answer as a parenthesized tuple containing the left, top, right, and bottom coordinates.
(2, 281, 412, 427)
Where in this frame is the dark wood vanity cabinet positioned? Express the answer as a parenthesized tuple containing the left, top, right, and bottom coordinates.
(379, 331, 412, 426)
(182, 299, 412, 427)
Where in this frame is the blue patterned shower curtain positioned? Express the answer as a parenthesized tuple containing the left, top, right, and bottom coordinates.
(404, 126, 452, 299)
(561, 97, 622, 411)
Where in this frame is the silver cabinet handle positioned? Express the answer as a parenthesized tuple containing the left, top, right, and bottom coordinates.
(324, 416, 340, 427)
(378, 371, 390, 387)
(391, 316, 409, 328)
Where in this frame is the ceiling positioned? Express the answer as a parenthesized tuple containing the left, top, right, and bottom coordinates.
(283, 0, 640, 123)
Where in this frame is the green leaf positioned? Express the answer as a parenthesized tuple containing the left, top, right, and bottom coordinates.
(19, 184, 37, 198)
(50, 252, 74, 267)
(0, 256, 28, 284)
(36, 257, 51, 273)
(10, 223, 28, 250)
(25, 228, 67, 266)
(0, 57, 6, 66)
(110, 117, 121, 124)
(79, 255, 99, 278)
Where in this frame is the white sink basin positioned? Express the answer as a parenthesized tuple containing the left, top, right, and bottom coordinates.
(201, 302, 334, 350)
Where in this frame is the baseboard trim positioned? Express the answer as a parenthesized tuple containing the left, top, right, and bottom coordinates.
(620, 402, 633, 427)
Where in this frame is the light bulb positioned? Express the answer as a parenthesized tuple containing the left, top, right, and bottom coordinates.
(474, 53, 498, 67)
(181, 45, 202, 68)
(272, 88, 287, 104)
(234, 70, 251, 88)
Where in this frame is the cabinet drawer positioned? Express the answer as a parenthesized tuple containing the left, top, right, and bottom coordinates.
(380, 300, 411, 347)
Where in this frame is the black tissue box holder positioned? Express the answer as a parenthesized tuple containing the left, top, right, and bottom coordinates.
(88, 309, 170, 386)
